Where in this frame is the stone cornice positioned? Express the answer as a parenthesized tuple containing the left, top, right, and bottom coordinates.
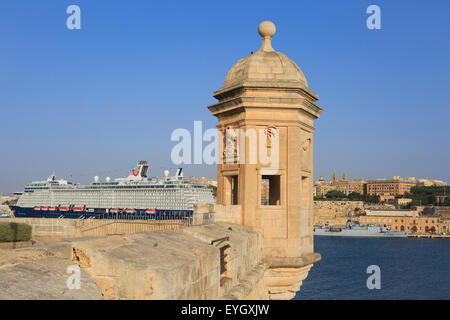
(263, 252, 321, 269)
(213, 80, 319, 101)
(208, 96, 323, 119)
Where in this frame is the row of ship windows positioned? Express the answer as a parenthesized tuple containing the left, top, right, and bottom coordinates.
(26, 185, 206, 190)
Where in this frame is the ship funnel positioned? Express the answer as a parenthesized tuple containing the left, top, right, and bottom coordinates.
(47, 173, 56, 182)
(175, 168, 183, 180)
(125, 161, 150, 182)
(132, 161, 149, 178)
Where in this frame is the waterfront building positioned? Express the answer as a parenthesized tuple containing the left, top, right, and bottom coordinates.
(360, 209, 440, 233)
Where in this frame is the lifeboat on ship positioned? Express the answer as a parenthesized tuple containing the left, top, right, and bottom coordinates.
(73, 206, 85, 212)
(49, 207, 57, 211)
(110, 208, 119, 213)
(145, 209, 156, 214)
(59, 206, 70, 212)
(125, 209, 136, 214)
(41, 207, 49, 211)
(34, 206, 41, 211)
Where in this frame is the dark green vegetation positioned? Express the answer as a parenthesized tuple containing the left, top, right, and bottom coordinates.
(399, 186, 449, 207)
(0, 222, 32, 242)
(315, 190, 380, 203)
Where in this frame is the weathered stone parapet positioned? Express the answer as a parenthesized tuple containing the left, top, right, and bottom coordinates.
(65, 222, 265, 300)
(223, 263, 267, 300)
(1, 217, 189, 241)
(193, 204, 216, 225)
(2, 217, 79, 241)
(0, 246, 104, 300)
(211, 204, 242, 225)
(0, 222, 319, 300)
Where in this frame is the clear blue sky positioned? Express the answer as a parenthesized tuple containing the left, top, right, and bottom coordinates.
(1, 0, 449, 194)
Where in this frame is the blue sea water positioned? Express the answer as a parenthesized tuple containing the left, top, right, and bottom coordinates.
(295, 236, 450, 300)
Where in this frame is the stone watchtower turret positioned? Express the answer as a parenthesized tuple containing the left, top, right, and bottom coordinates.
(208, 21, 323, 299)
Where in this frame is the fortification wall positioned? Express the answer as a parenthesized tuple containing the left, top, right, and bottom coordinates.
(0, 222, 268, 300)
(2, 214, 317, 299)
(313, 201, 364, 218)
(2, 218, 79, 241)
(313, 201, 395, 226)
(72, 222, 267, 299)
(1, 218, 188, 242)
(363, 203, 396, 210)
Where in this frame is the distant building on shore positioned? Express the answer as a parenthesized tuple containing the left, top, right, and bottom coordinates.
(183, 177, 217, 187)
(365, 179, 416, 196)
(314, 172, 447, 197)
(360, 209, 448, 234)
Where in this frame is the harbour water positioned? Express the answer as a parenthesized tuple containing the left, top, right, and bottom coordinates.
(295, 236, 450, 300)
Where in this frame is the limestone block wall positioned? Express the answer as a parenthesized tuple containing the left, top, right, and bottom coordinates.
(313, 200, 364, 218)
(363, 203, 395, 210)
(313, 201, 395, 225)
(0, 219, 318, 300)
(3, 218, 79, 241)
(314, 216, 349, 227)
(193, 204, 216, 225)
(68, 222, 266, 300)
(211, 204, 242, 225)
(2, 218, 189, 242)
(313, 201, 364, 227)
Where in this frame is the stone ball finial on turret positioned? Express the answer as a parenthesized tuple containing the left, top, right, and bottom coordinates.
(258, 20, 276, 38)
(258, 21, 276, 52)
(221, 20, 309, 89)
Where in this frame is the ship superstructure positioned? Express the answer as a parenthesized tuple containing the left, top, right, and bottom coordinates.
(11, 161, 215, 219)
(314, 221, 407, 237)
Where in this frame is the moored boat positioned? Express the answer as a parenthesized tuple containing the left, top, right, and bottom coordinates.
(314, 221, 407, 237)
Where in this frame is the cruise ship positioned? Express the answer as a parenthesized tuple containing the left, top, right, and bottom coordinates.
(10, 161, 215, 220)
